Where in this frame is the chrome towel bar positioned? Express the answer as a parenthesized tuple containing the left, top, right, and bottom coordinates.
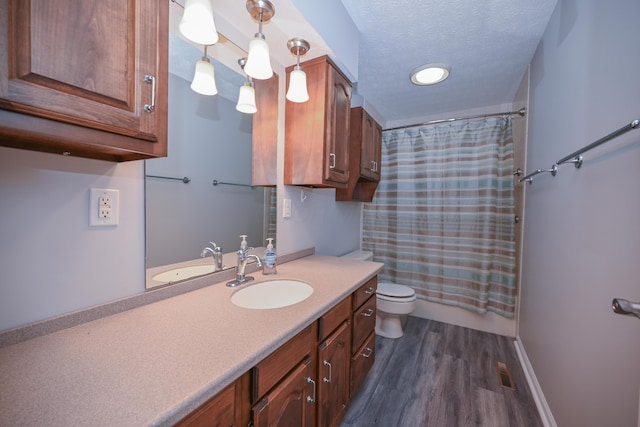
(145, 175, 191, 184)
(519, 118, 639, 185)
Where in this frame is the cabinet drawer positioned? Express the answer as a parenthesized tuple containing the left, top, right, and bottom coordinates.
(352, 296, 376, 352)
(351, 332, 375, 397)
(318, 296, 352, 342)
(353, 276, 377, 310)
(252, 322, 317, 403)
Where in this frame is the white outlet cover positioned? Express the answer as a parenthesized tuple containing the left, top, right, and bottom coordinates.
(90, 188, 119, 226)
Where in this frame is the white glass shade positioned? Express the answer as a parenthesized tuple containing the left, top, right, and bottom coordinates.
(190, 59, 218, 96)
(286, 68, 309, 103)
(179, 0, 219, 46)
(236, 83, 257, 114)
(244, 37, 273, 80)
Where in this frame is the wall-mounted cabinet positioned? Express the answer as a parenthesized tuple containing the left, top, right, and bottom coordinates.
(336, 107, 382, 202)
(0, 0, 168, 162)
(285, 55, 351, 188)
(252, 75, 279, 186)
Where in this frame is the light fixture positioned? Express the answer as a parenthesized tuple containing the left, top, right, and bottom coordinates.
(190, 45, 218, 96)
(286, 38, 310, 103)
(410, 63, 451, 85)
(236, 58, 257, 114)
(244, 0, 275, 80)
(179, 0, 219, 46)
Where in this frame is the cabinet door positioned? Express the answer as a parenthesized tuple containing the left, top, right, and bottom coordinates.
(360, 112, 376, 179)
(0, 0, 167, 159)
(359, 110, 382, 182)
(176, 375, 248, 427)
(252, 356, 316, 427)
(318, 321, 351, 427)
(324, 64, 351, 185)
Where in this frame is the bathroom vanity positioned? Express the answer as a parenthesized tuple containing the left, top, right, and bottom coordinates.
(0, 254, 382, 426)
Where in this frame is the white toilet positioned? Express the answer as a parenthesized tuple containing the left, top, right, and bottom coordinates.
(341, 250, 416, 339)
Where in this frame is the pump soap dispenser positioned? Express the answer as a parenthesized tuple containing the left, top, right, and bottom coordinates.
(263, 238, 277, 275)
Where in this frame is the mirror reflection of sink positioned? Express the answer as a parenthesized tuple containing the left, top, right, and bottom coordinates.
(231, 280, 314, 309)
(152, 265, 221, 283)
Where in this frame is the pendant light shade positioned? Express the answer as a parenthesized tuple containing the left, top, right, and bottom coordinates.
(244, 0, 275, 80)
(236, 83, 257, 114)
(244, 37, 273, 80)
(286, 38, 310, 103)
(190, 47, 217, 96)
(179, 0, 219, 46)
(286, 67, 309, 103)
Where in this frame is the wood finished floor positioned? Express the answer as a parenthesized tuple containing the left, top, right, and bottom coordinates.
(340, 317, 542, 427)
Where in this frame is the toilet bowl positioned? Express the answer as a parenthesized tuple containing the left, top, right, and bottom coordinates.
(341, 250, 417, 339)
(375, 282, 416, 338)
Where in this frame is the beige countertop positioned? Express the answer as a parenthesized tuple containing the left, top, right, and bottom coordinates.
(0, 254, 382, 426)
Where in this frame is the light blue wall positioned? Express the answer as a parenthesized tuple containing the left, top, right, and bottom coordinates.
(0, 147, 146, 330)
(520, 0, 640, 425)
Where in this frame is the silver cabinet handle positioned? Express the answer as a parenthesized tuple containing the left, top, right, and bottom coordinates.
(143, 75, 156, 113)
(306, 377, 316, 403)
(370, 160, 378, 172)
(329, 153, 336, 169)
(364, 287, 375, 295)
(361, 308, 374, 317)
(612, 298, 640, 319)
(323, 361, 332, 383)
(361, 347, 373, 358)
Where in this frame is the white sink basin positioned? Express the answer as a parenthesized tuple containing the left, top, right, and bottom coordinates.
(231, 280, 314, 309)
(152, 265, 217, 283)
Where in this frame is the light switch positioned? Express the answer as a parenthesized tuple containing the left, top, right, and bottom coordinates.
(283, 198, 292, 218)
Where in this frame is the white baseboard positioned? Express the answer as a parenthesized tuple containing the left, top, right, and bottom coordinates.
(412, 299, 517, 337)
(513, 337, 557, 427)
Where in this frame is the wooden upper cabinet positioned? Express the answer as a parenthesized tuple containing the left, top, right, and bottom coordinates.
(285, 55, 351, 188)
(336, 107, 382, 202)
(0, 0, 168, 161)
(252, 75, 279, 186)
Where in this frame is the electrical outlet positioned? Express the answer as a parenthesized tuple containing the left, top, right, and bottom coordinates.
(90, 188, 119, 226)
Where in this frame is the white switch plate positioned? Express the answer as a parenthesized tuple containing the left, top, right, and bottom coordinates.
(90, 188, 119, 226)
(283, 198, 292, 218)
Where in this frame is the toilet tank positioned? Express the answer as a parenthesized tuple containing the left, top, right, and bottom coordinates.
(341, 250, 374, 261)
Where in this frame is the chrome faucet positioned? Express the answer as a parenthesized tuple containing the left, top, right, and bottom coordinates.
(201, 242, 223, 271)
(227, 245, 262, 287)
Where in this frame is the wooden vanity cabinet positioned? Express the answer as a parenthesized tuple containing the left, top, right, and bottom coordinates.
(285, 55, 351, 188)
(0, 0, 168, 162)
(251, 322, 318, 427)
(176, 275, 380, 427)
(335, 107, 383, 202)
(350, 276, 377, 396)
(175, 373, 249, 427)
(318, 297, 352, 427)
(252, 75, 279, 186)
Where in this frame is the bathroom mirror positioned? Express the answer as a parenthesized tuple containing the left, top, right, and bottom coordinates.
(144, 33, 277, 289)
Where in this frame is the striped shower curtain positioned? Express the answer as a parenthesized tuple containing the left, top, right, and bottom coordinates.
(362, 117, 517, 317)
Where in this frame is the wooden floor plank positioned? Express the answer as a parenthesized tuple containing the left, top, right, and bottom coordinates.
(340, 316, 542, 427)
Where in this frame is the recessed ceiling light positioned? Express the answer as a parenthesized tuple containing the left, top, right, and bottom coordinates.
(410, 64, 451, 85)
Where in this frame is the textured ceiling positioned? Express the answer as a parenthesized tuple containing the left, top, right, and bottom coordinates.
(340, 0, 557, 125)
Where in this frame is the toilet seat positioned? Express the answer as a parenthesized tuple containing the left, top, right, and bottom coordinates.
(377, 282, 416, 302)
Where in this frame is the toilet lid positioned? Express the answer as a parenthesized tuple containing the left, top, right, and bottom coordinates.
(377, 282, 415, 298)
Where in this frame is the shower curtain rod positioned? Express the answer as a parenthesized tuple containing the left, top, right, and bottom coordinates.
(384, 108, 527, 131)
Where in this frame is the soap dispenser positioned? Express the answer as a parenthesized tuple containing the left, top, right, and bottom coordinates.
(263, 238, 277, 275)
